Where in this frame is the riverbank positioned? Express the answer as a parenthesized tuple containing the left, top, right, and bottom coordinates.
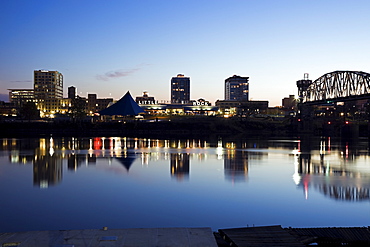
(0, 117, 291, 138)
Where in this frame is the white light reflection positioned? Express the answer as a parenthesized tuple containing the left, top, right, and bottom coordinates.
(89, 138, 93, 151)
(216, 139, 223, 159)
(49, 137, 54, 156)
(292, 154, 301, 185)
(115, 137, 121, 150)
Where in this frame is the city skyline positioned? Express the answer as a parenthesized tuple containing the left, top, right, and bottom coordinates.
(1, 0, 370, 106)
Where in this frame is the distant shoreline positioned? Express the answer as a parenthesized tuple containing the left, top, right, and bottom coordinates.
(2, 117, 368, 138)
(0, 117, 291, 138)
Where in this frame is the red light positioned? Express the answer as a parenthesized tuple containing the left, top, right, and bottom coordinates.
(345, 121, 349, 124)
(298, 119, 301, 122)
(328, 121, 331, 125)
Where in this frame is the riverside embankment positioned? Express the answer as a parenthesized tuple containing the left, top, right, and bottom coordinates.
(0, 117, 290, 138)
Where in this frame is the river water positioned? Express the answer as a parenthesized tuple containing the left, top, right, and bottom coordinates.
(0, 136, 369, 233)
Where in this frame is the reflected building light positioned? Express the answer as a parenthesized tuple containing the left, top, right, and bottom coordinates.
(226, 142, 235, 149)
(326, 161, 330, 176)
(292, 155, 301, 185)
(49, 147, 54, 156)
(141, 153, 149, 165)
(218, 139, 223, 148)
(115, 138, 121, 150)
(40, 180, 48, 189)
(71, 137, 75, 150)
(102, 137, 105, 150)
(89, 139, 93, 151)
(204, 141, 207, 149)
(10, 154, 19, 163)
(40, 138, 46, 151)
(49, 137, 54, 156)
(177, 140, 181, 149)
(148, 139, 151, 148)
(164, 140, 169, 149)
(134, 140, 138, 149)
(328, 137, 331, 152)
(156, 139, 159, 148)
(320, 140, 325, 155)
(303, 176, 309, 200)
(109, 138, 113, 150)
(186, 140, 190, 149)
(198, 140, 201, 148)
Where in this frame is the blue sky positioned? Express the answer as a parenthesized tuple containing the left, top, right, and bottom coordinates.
(1, 0, 370, 106)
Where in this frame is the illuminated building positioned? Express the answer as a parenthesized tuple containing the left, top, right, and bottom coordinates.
(33, 70, 63, 116)
(34, 70, 63, 100)
(225, 75, 249, 101)
(136, 91, 156, 105)
(171, 74, 190, 104)
(215, 100, 268, 117)
(8, 89, 35, 107)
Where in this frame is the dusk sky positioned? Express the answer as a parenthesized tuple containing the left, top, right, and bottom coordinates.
(1, 0, 370, 106)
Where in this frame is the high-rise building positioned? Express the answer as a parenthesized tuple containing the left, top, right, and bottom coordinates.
(34, 70, 63, 100)
(225, 75, 249, 101)
(171, 74, 190, 103)
(33, 70, 63, 116)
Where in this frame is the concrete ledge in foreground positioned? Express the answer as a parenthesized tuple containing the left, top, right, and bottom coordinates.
(0, 227, 218, 247)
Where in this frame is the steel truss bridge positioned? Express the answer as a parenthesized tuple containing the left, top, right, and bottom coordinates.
(299, 71, 370, 104)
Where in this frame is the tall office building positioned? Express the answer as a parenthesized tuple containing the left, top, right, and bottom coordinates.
(33, 70, 63, 115)
(171, 74, 190, 103)
(34, 70, 63, 100)
(225, 75, 249, 101)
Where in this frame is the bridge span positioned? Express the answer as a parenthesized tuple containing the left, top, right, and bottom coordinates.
(296, 71, 370, 136)
(297, 70, 370, 105)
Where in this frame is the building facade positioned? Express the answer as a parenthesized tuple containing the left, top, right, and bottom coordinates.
(225, 75, 249, 101)
(33, 70, 63, 116)
(68, 86, 76, 99)
(87, 94, 113, 115)
(282, 95, 297, 110)
(215, 100, 268, 117)
(8, 89, 35, 108)
(34, 70, 63, 100)
(135, 91, 156, 105)
(171, 74, 190, 104)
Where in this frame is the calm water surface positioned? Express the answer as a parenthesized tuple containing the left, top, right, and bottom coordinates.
(0, 136, 369, 232)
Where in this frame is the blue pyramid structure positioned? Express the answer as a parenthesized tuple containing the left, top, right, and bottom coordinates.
(99, 91, 145, 116)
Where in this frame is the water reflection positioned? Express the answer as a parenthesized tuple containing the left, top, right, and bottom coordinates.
(170, 153, 190, 180)
(3, 136, 370, 202)
(295, 137, 370, 201)
(4, 137, 251, 187)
